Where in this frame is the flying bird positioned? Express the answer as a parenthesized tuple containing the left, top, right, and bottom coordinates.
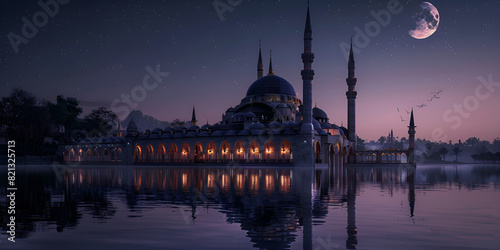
(405, 109, 410, 114)
(431, 90, 443, 95)
(396, 107, 400, 112)
(417, 103, 427, 108)
(400, 115, 407, 122)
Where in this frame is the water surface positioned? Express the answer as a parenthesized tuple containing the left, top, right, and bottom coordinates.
(1, 164, 499, 249)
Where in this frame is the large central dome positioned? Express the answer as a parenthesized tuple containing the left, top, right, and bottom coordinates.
(246, 75, 296, 97)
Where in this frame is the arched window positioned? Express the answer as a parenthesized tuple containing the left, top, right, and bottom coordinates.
(249, 140, 260, 161)
(194, 142, 204, 163)
(234, 141, 245, 161)
(111, 149, 116, 161)
(77, 149, 83, 162)
(92, 148, 99, 161)
(263, 140, 275, 161)
(220, 141, 231, 160)
(279, 140, 292, 161)
(168, 143, 178, 162)
(103, 148, 110, 161)
(181, 142, 191, 162)
(206, 142, 217, 161)
(145, 144, 154, 162)
(315, 141, 321, 163)
(134, 145, 142, 162)
(157, 144, 166, 162)
(117, 148, 123, 161)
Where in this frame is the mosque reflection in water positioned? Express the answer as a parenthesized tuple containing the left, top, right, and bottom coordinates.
(1, 164, 417, 249)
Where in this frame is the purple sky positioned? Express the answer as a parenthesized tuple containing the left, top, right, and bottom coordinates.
(1, 0, 499, 142)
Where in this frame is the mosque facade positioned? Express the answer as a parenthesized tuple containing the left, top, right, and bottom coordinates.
(63, 6, 415, 166)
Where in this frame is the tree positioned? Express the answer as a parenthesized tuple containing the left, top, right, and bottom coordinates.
(452, 146, 462, 162)
(437, 147, 448, 161)
(377, 136, 386, 146)
(47, 95, 82, 140)
(83, 107, 118, 137)
(170, 119, 185, 128)
(465, 137, 480, 147)
(0, 88, 50, 155)
(356, 136, 366, 150)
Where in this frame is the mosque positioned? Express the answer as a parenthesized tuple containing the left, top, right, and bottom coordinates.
(63, 5, 416, 166)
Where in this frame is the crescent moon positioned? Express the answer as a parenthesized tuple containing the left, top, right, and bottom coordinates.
(409, 2, 440, 39)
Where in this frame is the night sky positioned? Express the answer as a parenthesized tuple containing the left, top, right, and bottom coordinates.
(1, 0, 499, 142)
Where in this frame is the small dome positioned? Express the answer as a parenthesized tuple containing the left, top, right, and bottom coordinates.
(313, 107, 328, 120)
(339, 126, 348, 136)
(225, 130, 237, 136)
(152, 128, 162, 134)
(199, 131, 210, 137)
(211, 130, 225, 136)
(312, 118, 322, 131)
(244, 112, 257, 118)
(246, 75, 296, 97)
(174, 126, 186, 132)
(321, 123, 333, 129)
(201, 124, 212, 130)
(249, 123, 265, 130)
(238, 130, 250, 135)
(285, 121, 300, 131)
(164, 126, 173, 133)
(187, 125, 199, 131)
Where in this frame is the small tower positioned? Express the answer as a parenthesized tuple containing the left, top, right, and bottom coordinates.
(300, 4, 314, 135)
(408, 109, 416, 164)
(257, 41, 264, 79)
(191, 106, 197, 126)
(298, 3, 315, 165)
(268, 51, 274, 75)
(346, 38, 357, 149)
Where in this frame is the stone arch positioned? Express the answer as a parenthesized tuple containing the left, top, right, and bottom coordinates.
(157, 143, 166, 162)
(181, 142, 191, 162)
(263, 140, 276, 161)
(206, 141, 217, 161)
(111, 148, 116, 161)
(234, 140, 245, 161)
(220, 141, 231, 160)
(315, 141, 321, 163)
(145, 144, 154, 162)
(194, 142, 204, 163)
(77, 149, 83, 161)
(85, 149, 91, 161)
(401, 152, 408, 163)
(134, 145, 142, 162)
(168, 143, 178, 162)
(117, 148, 123, 161)
(279, 139, 292, 161)
(248, 140, 260, 161)
(92, 148, 99, 161)
(69, 148, 76, 161)
(102, 148, 110, 161)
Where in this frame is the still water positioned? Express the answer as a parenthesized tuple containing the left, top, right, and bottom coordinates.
(1, 164, 499, 249)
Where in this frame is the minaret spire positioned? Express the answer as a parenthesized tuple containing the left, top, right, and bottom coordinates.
(408, 108, 416, 164)
(257, 40, 264, 79)
(346, 37, 358, 151)
(300, 2, 315, 164)
(267, 50, 274, 75)
(191, 106, 197, 126)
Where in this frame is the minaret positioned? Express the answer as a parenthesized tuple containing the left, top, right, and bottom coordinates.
(268, 51, 274, 75)
(299, 3, 315, 165)
(300, 4, 314, 135)
(346, 38, 357, 149)
(191, 106, 197, 126)
(257, 41, 264, 79)
(408, 109, 416, 164)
